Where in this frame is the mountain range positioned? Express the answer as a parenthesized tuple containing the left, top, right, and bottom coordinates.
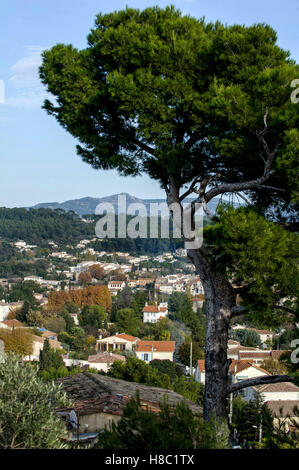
(32, 193, 229, 216)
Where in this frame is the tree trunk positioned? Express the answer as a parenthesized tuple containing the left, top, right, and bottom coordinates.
(188, 248, 235, 422)
(166, 183, 235, 422)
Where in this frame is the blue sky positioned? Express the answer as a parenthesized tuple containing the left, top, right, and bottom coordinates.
(0, 0, 298, 207)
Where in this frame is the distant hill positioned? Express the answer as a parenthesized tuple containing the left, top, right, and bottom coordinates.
(32, 192, 226, 216)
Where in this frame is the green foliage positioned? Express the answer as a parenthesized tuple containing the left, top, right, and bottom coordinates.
(115, 308, 141, 337)
(168, 292, 206, 347)
(0, 207, 93, 244)
(256, 406, 299, 449)
(40, 6, 298, 210)
(58, 327, 86, 353)
(108, 356, 204, 406)
(108, 356, 172, 389)
(204, 206, 299, 326)
(97, 395, 228, 449)
(39, 338, 65, 372)
(150, 359, 184, 380)
(178, 340, 204, 366)
(231, 329, 263, 349)
(0, 353, 70, 448)
(231, 393, 274, 445)
(78, 304, 107, 329)
(172, 376, 204, 406)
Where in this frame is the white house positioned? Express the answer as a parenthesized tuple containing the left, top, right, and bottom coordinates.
(227, 346, 259, 361)
(142, 303, 168, 323)
(96, 333, 139, 352)
(87, 352, 126, 372)
(194, 360, 206, 384)
(136, 341, 175, 363)
(107, 281, 126, 296)
(0, 301, 10, 322)
(228, 360, 270, 397)
(244, 382, 299, 403)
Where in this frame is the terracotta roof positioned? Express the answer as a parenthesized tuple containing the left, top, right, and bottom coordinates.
(266, 400, 299, 417)
(0, 319, 26, 328)
(197, 360, 205, 372)
(142, 306, 159, 313)
(159, 307, 168, 312)
(56, 372, 202, 415)
(56, 394, 159, 418)
(253, 382, 299, 393)
(271, 350, 289, 359)
(229, 360, 271, 375)
(32, 334, 61, 349)
(88, 353, 125, 364)
(239, 351, 271, 359)
(41, 330, 57, 338)
(228, 346, 259, 354)
(115, 333, 138, 342)
(136, 340, 175, 353)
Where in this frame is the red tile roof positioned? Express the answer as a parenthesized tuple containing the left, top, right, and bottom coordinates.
(229, 360, 270, 375)
(142, 306, 160, 313)
(197, 360, 205, 372)
(136, 341, 175, 353)
(88, 353, 125, 364)
(0, 319, 26, 328)
(115, 333, 139, 342)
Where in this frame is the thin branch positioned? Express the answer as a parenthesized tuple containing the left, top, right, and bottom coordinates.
(131, 137, 156, 157)
(274, 305, 296, 315)
(227, 374, 296, 395)
(179, 177, 201, 201)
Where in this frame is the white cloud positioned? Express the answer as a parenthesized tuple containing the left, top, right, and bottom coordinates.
(7, 46, 49, 109)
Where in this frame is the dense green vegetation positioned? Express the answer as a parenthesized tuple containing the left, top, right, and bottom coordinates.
(0, 354, 70, 449)
(107, 356, 204, 406)
(0, 207, 184, 255)
(97, 396, 228, 449)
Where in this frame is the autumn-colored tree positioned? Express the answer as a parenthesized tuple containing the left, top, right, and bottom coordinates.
(48, 285, 112, 312)
(78, 271, 92, 286)
(88, 264, 105, 280)
(110, 269, 126, 281)
(0, 328, 33, 356)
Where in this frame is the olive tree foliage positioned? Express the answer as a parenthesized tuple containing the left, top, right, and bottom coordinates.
(39, 6, 299, 421)
(0, 353, 71, 449)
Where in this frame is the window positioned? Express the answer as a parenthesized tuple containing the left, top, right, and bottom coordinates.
(142, 353, 151, 362)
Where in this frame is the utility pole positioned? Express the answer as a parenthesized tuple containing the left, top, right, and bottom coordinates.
(189, 341, 192, 376)
(259, 414, 263, 443)
(229, 392, 233, 425)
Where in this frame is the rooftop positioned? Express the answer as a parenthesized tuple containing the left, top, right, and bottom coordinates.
(136, 341, 175, 353)
(56, 372, 202, 415)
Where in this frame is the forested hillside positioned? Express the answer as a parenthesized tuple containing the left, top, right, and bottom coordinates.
(0, 207, 185, 254)
(0, 208, 93, 244)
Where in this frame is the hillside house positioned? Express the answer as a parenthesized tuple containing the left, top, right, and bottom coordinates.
(136, 340, 175, 362)
(96, 333, 139, 353)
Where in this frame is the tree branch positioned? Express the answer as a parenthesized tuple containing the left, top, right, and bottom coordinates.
(195, 137, 281, 204)
(226, 374, 296, 395)
(230, 305, 247, 318)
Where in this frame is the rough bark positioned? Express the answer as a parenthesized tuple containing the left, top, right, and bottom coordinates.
(188, 248, 235, 421)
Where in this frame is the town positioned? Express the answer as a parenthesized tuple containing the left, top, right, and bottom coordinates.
(0, 226, 298, 448)
(0, 0, 298, 454)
